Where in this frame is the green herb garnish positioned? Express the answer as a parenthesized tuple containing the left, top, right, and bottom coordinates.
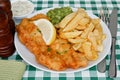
(47, 47, 51, 52)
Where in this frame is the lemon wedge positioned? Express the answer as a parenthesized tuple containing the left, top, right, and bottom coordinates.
(33, 19, 56, 45)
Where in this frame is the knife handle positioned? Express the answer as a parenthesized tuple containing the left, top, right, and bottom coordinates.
(108, 38, 117, 78)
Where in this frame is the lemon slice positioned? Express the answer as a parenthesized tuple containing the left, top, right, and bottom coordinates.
(33, 19, 56, 45)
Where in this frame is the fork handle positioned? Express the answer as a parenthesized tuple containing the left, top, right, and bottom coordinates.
(108, 38, 117, 78)
(97, 58, 106, 72)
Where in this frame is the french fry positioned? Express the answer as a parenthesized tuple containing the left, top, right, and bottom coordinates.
(97, 44, 103, 52)
(82, 42, 92, 60)
(68, 38, 86, 44)
(96, 34, 106, 45)
(91, 18, 100, 26)
(82, 42, 98, 60)
(88, 32, 97, 51)
(60, 31, 82, 39)
(102, 34, 106, 40)
(91, 50, 98, 60)
(76, 24, 87, 30)
(97, 39, 102, 45)
(95, 24, 103, 33)
(81, 22, 95, 38)
(63, 10, 84, 32)
(78, 18, 90, 26)
(93, 29, 105, 45)
(59, 12, 76, 28)
(72, 43, 81, 50)
(93, 29, 99, 37)
(77, 8, 87, 17)
(78, 47, 84, 53)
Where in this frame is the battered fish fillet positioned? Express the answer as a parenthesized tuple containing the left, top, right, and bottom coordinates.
(16, 14, 88, 71)
(50, 38, 88, 69)
(29, 13, 50, 21)
(16, 14, 67, 71)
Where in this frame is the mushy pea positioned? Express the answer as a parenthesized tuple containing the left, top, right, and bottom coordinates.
(47, 7, 73, 25)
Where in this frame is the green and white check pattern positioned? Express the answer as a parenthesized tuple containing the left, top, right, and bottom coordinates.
(2, 0, 120, 80)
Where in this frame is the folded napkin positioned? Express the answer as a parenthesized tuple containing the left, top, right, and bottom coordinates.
(0, 60, 26, 80)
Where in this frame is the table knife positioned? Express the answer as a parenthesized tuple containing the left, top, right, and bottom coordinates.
(108, 8, 118, 78)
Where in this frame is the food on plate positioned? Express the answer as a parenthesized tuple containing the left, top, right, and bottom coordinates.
(60, 30, 83, 39)
(59, 8, 106, 53)
(16, 7, 106, 71)
(47, 7, 73, 25)
(59, 12, 76, 28)
(29, 14, 50, 21)
(62, 9, 87, 32)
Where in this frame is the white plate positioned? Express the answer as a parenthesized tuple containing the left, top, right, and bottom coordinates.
(14, 7, 112, 73)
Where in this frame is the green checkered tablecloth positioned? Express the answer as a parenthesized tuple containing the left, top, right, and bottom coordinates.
(1, 0, 120, 80)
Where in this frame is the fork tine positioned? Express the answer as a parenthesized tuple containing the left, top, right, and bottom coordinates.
(101, 7, 110, 26)
(106, 8, 110, 26)
(100, 7, 104, 20)
(104, 7, 109, 25)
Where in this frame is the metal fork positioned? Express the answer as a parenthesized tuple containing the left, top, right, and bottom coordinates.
(97, 7, 110, 73)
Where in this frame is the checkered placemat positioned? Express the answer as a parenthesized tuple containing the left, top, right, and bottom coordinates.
(2, 0, 120, 80)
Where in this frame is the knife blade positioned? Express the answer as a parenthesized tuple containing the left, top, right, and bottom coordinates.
(108, 8, 118, 78)
(109, 9, 118, 37)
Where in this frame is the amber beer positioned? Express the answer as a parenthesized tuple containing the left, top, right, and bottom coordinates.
(0, 0, 15, 34)
(0, 10, 15, 58)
